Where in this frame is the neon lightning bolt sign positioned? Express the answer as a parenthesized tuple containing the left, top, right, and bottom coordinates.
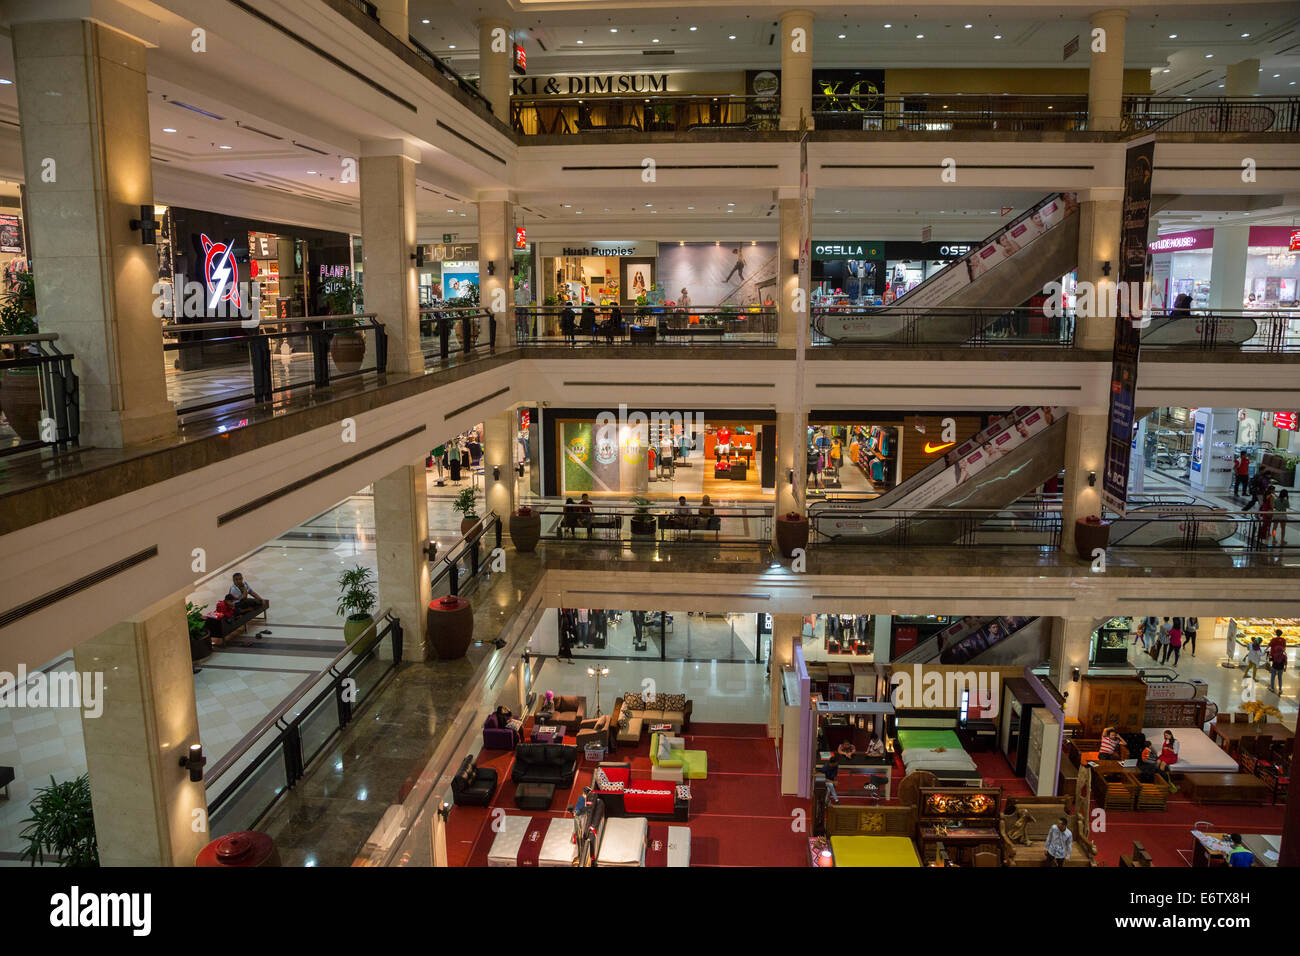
(201, 234, 242, 312)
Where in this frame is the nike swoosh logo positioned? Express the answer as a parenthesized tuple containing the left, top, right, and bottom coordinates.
(924, 441, 955, 454)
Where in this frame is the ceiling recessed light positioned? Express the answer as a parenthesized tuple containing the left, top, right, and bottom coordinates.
(576, 39, 583, 44)
(689, 26, 697, 31)
(1274, 74, 1281, 78)
(993, 34, 1002, 40)
(162, 127, 177, 133)
(884, 24, 892, 29)
(575, 210, 582, 214)
(838, 34, 846, 39)
(610, 28, 618, 33)
(916, 34, 924, 39)
(218, 144, 232, 149)
(964, 24, 972, 29)
(644, 202, 653, 207)
(0, 78, 12, 85)
(1205, 53, 1214, 58)
(421, 19, 429, 25)
(1241, 32, 1250, 38)
(652, 38, 660, 43)
(1218, 84, 1225, 88)
(728, 35, 736, 40)
(687, 205, 695, 210)
(448, 45, 455, 49)
(1291, 81, 1297, 85)
(1168, 34, 1178, 39)
(727, 202, 736, 206)
(307, 170, 317, 174)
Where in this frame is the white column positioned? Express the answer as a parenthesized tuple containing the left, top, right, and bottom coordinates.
(478, 17, 513, 121)
(74, 592, 206, 866)
(1087, 9, 1128, 131)
(1059, 411, 1107, 552)
(11, 15, 176, 447)
(373, 0, 411, 48)
(1209, 225, 1250, 311)
(374, 462, 431, 660)
(483, 408, 516, 519)
(360, 140, 423, 374)
(1225, 60, 1260, 97)
(477, 194, 515, 347)
(1049, 618, 1094, 719)
(768, 614, 801, 736)
(777, 193, 807, 350)
(779, 10, 814, 131)
(1075, 193, 1123, 351)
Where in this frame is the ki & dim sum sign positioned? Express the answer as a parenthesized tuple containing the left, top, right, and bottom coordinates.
(512, 73, 670, 96)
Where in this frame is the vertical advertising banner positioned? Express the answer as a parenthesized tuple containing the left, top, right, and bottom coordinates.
(1101, 137, 1155, 517)
(562, 422, 594, 493)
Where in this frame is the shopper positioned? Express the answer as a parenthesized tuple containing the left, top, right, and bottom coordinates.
(865, 733, 885, 757)
(560, 302, 577, 344)
(1185, 616, 1199, 656)
(1258, 484, 1276, 548)
(1272, 489, 1289, 546)
(678, 288, 691, 311)
(631, 609, 647, 651)
(577, 493, 594, 536)
(1156, 731, 1179, 788)
(1099, 727, 1123, 758)
(1228, 835, 1255, 867)
(821, 753, 840, 805)
(1167, 621, 1183, 667)
(807, 445, 822, 489)
(1157, 618, 1173, 663)
(1243, 471, 1269, 512)
(1233, 452, 1251, 499)
(1268, 628, 1288, 695)
(1169, 293, 1193, 320)
(1243, 637, 1264, 682)
(581, 300, 597, 339)
(1044, 817, 1072, 866)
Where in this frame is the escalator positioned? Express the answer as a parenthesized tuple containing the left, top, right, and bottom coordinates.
(1108, 499, 1240, 548)
(894, 615, 1048, 666)
(814, 193, 1080, 343)
(814, 405, 1068, 544)
(1139, 312, 1258, 347)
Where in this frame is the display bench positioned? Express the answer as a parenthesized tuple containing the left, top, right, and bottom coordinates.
(917, 787, 1002, 866)
(825, 803, 915, 838)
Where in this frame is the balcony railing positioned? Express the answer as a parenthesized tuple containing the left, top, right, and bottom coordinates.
(812, 306, 1075, 347)
(814, 93, 1089, 132)
(511, 93, 771, 136)
(0, 332, 79, 457)
(419, 307, 497, 367)
(515, 305, 777, 346)
(162, 314, 386, 417)
(1121, 96, 1300, 133)
(522, 498, 773, 545)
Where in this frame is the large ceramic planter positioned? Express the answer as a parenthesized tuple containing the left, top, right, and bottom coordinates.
(509, 510, 542, 552)
(196, 831, 280, 867)
(427, 595, 473, 660)
(775, 512, 809, 558)
(460, 515, 481, 536)
(630, 516, 656, 537)
(330, 330, 366, 373)
(1074, 518, 1111, 560)
(343, 613, 377, 655)
(0, 370, 42, 441)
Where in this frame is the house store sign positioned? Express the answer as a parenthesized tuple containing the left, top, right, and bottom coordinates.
(512, 73, 670, 96)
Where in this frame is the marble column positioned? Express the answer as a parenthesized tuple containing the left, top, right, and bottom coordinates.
(477, 18, 513, 122)
(779, 10, 814, 131)
(477, 195, 515, 348)
(773, 410, 806, 551)
(360, 141, 423, 375)
(1209, 225, 1250, 311)
(1075, 197, 1122, 351)
(1087, 8, 1128, 131)
(373, 0, 411, 48)
(374, 462, 432, 660)
(768, 613, 801, 736)
(1059, 411, 1107, 553)
(73, 592, 206, 866)
(777, 194, 806, 350)
(1049, 617, 1094, 718)
(1225, 60, 1260, 97)
(483, 408, 516, 521)
(11, 16, 176, 448)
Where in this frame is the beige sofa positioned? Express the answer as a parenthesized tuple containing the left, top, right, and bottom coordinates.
(615, 691, 693, 746)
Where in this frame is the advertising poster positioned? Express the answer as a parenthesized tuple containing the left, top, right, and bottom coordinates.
(1102, 137, 1155, 517)
(623, 262, 650, 300)
(0, 215, 24, 254)
(441, 261, 479, 301)
(746, 69, 780, 129)
(561, 422, 594, 493)
(657, 242, 778, 308)
(591, 420, 620, 491)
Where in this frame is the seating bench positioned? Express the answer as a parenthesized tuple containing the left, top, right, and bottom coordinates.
(204, 603, 269, 651)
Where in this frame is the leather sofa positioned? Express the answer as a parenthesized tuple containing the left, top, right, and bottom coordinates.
(450, 755, 498, 807)
(482, 712, 520, 750)
(511, 743, 579, 787)
(576, 713, 611, 752)
(547, 694, 588, 734)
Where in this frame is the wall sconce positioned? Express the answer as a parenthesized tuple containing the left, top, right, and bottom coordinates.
(423, 540, 439, 562)
(787, 468, 794, 485)
(129, 204, 160, 245)
(492, 465, 501, 481)
(487, 260, 496, 276)
(790, 259, 799, 273)
(179, 743, 207, 782)
(1071, 666, 1081, 682)
(1087, 471, 1097, 487)
(436, 801, 452, 821)
(1100, 260, 1112, 277)
(410, 247, 425, 267)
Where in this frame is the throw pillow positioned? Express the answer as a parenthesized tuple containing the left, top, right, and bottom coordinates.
(661, 693, 686, 712)
(618, 709, 630, 730)
(623, 692, 644, 711)
(657, 735, 674, 762)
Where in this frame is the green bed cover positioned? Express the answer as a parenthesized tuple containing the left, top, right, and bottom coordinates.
(896, 729, 962, 751)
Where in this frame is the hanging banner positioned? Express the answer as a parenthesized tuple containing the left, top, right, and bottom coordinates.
(1101, 136, 1156, 517)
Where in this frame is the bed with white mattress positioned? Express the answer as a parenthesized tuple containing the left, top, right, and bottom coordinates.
(1122, 728, 1239, 774)
(595, 816, 648, 866)
(486, 815, 579, 867)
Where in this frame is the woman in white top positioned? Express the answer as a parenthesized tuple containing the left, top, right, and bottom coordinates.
(1243, 638, 1264, 680)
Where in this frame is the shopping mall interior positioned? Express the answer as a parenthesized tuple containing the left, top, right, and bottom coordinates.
(0, 0, 1299, 895)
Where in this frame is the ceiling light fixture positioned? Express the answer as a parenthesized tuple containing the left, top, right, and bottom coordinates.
(689, 26, 698, 32)
(1241, 32, 1250, 37)
(1205, 53, 1214, 58)
(448, 45, 456, 49)
(576, 39, 583, 44)
(964, 24, 972, 29)
(728, 34, 736, 40)
(884, 24, 892, 29)
(0, 78, 13, 85)
(610, 28, 618, 33)
(838, 34, 846, 39)
(993, 34, 1003, 40)
(218, 144, 232, 149)
(916, 34, 924, 39)
(653, 38, 660, 43)
(162, 127, 177, 133)
(421, 19, 429, 24)
(1168, 33, 1178, 39)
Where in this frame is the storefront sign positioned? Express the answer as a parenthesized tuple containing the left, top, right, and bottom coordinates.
(513, 44, 526, 75)
(201, 233, 241, 311)
(427, 242, 478, 262)
(511, 73, 669, 96)
(1101, 137, 1156, 517)
(515, 226, 527, 249)
(884, 241, 974, 261)
(319, 264, 350, 280)
(1271, 411, 1297, 431)
(1148, 229, 1213, 254)
(248, 232, 278, 258)
(1291, 230, 1300, 252)
(812, 241, 883, 261)
(540, 241, 657, 258)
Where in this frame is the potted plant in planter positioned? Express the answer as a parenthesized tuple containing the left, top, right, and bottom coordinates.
(775, 511, 810, 558)
(1073, 513, 1111, 560)
(321, 276, 366, 373)
(336, 564, 378, 652)
(630, 496, 656, 537)
(0, 268, 42, 441)
(186, 600, 212, 660)
(452, 486, 481, 535)
(20, 773, 98, 867)
(509, 504, 542, 552)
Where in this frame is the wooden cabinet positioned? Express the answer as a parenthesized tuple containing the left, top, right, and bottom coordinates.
(1077, 676, 1146, 737)
(1025, 707, 1059, 796)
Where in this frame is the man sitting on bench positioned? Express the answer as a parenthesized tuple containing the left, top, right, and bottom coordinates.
(228, 572, 270, 615)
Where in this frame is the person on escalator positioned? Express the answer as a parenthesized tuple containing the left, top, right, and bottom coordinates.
(1169, 293, 1193, 320)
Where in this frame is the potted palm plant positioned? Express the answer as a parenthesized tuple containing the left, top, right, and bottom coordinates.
(630, 495, 656, 537)
(0, 268, 41, 441)
(452, 486, 481, 535)
(21, 774, 98, 867)
(185, 600, 212, 661)
(322, 275, 366, 373)
(336, 564, 378, 652)
(509, 503, 542, 553)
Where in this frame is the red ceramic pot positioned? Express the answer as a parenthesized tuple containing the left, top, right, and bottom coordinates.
(427, 595, 474, 660)
(196, 831, 280, 867)
(775, 512, 809, 558)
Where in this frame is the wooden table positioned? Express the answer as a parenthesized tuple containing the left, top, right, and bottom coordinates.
(1210, 721, 1294, 753)
(1181, 772, 1270, 805)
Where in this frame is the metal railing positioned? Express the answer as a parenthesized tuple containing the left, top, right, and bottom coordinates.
(407, 36, 493, 113)
(0, 332, 79, 456)
(418, 307, 496, 366)
(432, 512, 503, 599)
(1122, 96, 1300, 133)
(205, 611, 404, 838)
(511, 93, 771, 136)
(516, 305, 778, 346)
(811, 305, 1075, 347)
(521, 497, 773, 545)
(161, 314, 386, 416)
(814, 93, 1089, 132)
(1138, 308, 1300, 353)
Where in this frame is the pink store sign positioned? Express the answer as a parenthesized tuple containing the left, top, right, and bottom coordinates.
(1148, 228, 1214, 254)
(1247, 225, 1299, 249)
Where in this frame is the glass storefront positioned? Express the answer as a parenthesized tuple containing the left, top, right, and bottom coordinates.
(1245, 227, 1300, 309)
(1149, 228, 1214, 312)
(805, 413, 988, 498)
(550, 608, 764, 662)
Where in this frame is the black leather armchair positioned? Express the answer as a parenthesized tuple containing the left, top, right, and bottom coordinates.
(450, 754, 498, 807)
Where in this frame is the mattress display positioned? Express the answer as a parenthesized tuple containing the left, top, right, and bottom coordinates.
(487, 815, 578, 867)
(1127, 728, 1238, 774)
(596, 816, 648, 866)
(897, 729, 963, 751)
(902, 747, 978, 774)
(646, 825, 691, 867)
(830, 835, 921, 867)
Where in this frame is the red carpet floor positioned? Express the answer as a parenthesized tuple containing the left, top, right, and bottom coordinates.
(447, 723, 811, 867)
